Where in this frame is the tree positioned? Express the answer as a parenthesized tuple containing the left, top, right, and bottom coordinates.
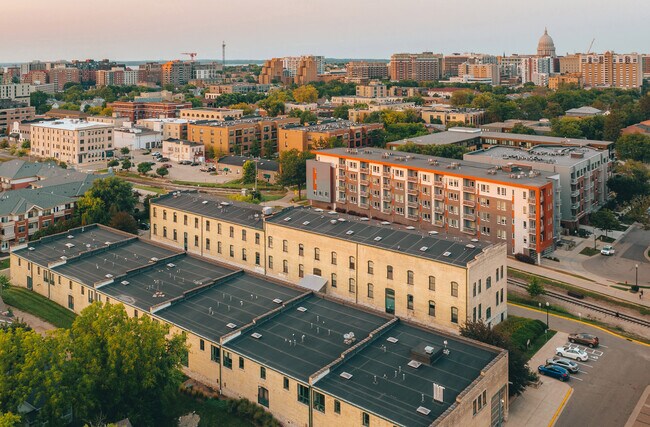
(263, 140, 276, 159)
(0, 412, 21, 427)
(450, 90, 474, 107)
(21, 140, 30, 149)
(205, 145, 215, 160)
(293, 85, 319, 103)
(120, 147, 130, 156)
(76, 177, 137, 225)
(242, 160, 256, 184)
(156, 167, 169, 178)
(108, 212, 139, 234)
(608, 161, 650, 203)
(229, 102, 255, 115)
(137, 162, 152, 175)
(30, 91, 50, 114)
(249, 139, 262, 158)
(277, 149, 315, 199)
(289, 109, 317, 124)
(551, 117, 583, 138)
(527, 277, 545, 298)
(121, 159, 131, 171)
(460, 320, 537, 396)
(590, 209, 620, 239)
(333, 105, 351, 120)
(603, 111, 625, 142)
(616, 133, 650, 162)
(510, 123, 537, 135)
(107, 159, 119, 167)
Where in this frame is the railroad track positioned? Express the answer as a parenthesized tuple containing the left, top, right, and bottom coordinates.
(508, 278, 650, 328)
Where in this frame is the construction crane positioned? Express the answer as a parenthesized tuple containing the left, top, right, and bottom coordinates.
(181, 52, 198, 62)
(586, 38, 595, 54)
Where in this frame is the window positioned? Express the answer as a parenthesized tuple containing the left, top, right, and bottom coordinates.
(283, 377, 289, 390)
(173, 212, 177, 223)
(367, 261, 374, 275)
(451, 307, 459, 324)
(362, 412, 370, 427)
(387, 265, 393, 280)
(268, 236, 273, 248)
(283, 240, 288, 252)
(255, 252, 260, 266)
(238, 356, 245, 369)
(367, 283, 374, 299)
(334, 400, 341, 414)
(260, 366, 266, 379)
(195, 217, 199, 228)
(194, 235, 199, 247)
(299, 264, 304, 278)
(407, 294, 414, 310)
(173, 229, 177, 241)
(242, 229, 247, 241)
(473, 307, 477, 322)
(153, 207, 157, 218)
(496, 292, 500, 306)
(255, 233, 260, 245)
(428, 300, 436, 317)
(314, 248, 320, 260)
(331, 273, 337, 288)
(473, 390, 488, 416)
(163, 210, 167, 220)
(223, 351, 232, 368)
(163, 226, 167, 238)
(451, 282, 458, 297)
(407, 270, 414, 285)
(268, 256, 274, 270)
(473, 283, 477, 297)
(313, 268, 321, 276)
(68, 295, 74, 310)
(486, 277, 492, 289)
(153, 224, 157, 235)
(331, 252, 337, 265)
(258, 386, 269, 407)
(229, 226, 234, 238)
(242, 248, 247, 261)
(210, 344, 221, 364)
(500, 288, 504, 303)
(297, 384, 310, 405)
(229, 245, 234, 257)
(349, 256, 355, 270)
(217, 241, 222, 254)
(298, 244, 304, 256)
(183, 215, 188, 225)
(496, 268, 500, 282)
(486, 307, 492, 319)
(283, 260, 288, 274)
(206, 220, 210, 231)
(349, 278, 356, 293)
(313, 391, 325, 413)
(429, 276, 435, 291)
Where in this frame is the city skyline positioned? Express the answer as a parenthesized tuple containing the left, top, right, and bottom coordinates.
(3, 0, 649, 63)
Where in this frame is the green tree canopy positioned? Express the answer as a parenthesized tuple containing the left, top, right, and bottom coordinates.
(242, 160, 257, 184)
(616, 133, 650, 162)
(121, 159, 132, 171)
(108, 212, 139, 234)
(156, 167, 169, 177)
(332, 105, 351, 120)
(278, 149, 315, 199)
(526, 277, 545, 298)
(510, 123, 537, 135)
(137, 162, 152, 175)
(76, 177, 137, 225)
(590, 209, 620, 238)
(607, 161, 650, 203)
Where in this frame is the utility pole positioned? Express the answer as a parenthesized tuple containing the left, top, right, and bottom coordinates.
(222, 41, 226, 68)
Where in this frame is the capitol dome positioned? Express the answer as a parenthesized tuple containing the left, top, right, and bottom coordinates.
(537, 28, 556, 57)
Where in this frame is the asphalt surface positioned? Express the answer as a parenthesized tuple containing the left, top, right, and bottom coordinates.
(582, 225, 650, 286)
(508, 304, 650, 427)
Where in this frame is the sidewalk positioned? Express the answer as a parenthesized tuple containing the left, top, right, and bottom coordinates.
(511, 261, 650, 308)
(507, 332, 572, 427)
(625, 385, 650, 427)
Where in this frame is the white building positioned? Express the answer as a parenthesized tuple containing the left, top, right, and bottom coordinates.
(282, 56, 325, 76)
(0, 84, 33, 103)
(113, 127, 162, 150)
(30, 119, 114, 165)
(162, 139, 204, 163)
(123, 69, 140, 86)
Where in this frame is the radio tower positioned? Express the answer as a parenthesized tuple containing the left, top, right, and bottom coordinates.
(222, 41, 226, 67)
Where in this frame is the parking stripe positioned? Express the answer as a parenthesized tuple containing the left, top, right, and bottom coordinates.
(571, 376, 584, 381)
(575, 361, 593, 367)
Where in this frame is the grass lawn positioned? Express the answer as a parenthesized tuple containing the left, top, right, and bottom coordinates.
(0, 258, 9, 269)
(1, 285, 76, 328)
(261, 193, 285, 203)
(133, 184, 167, 195)
(167, 394, 252, 427)
(579, 247, 601, 256)
(524, 329, 557, 360)
(171, 179, 283, 191)
(598, 235, 616, 243)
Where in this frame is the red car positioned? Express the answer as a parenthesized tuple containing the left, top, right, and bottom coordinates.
(162, 163, 172, 169)
(568, 333, 599, 348)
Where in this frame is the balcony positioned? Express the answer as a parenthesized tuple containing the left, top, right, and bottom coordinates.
(382, 170, 391, 177)
(383, 194, 392, 201)
(407, 200, 419, 208)
(360, 190, 368, 197)
(407, 187, 418, 195)
(360, 179, 369, 186)
(463, 213, 476, 221)
(434, 193, 444, 201)
(406, 213, 419, 221)
(462, 199, 476, 208)
(434, 181, 444, 188)
(433, 220, 444, 227)
(360, 166, 369, 173)
(407, 175, 418, 183)
(528, 211, 536, 219)
(463, 185, 476, 193)
(434, 205, 445, 214)
(461, 227, 477, 235)
(571, 190, 579, 197)
(528, 242, 537, 250)
(360, 202, 369, 209)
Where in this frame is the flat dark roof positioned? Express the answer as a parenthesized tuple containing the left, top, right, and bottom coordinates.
(266, 207, 488, 268)
(315, 322, 499, 427)
(156, 273, 304, 343)
(226, 295, 389, 381)
(152, 191, 264, 230)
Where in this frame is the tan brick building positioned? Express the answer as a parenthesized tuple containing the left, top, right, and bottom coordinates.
(179, 107, 243, 121)
(580, 52, 643, 89)
(345, 61, 389, 82)
(389, 52, 442, 82)
(278, 120, 384, 153)
(30, 119, 114, 165)
(258, 58, 287, 85)
(548, 73, 584, 90)
(137, 118, 190, 140)
(356, 82, 388, 98)
(421, 106, 485, 126)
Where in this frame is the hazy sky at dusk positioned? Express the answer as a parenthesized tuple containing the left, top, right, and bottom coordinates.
(3, 0, 649, 63)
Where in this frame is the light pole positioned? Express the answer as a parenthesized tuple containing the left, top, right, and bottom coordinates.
(545, 302, 549, 329)
(636, 264, 639, 289)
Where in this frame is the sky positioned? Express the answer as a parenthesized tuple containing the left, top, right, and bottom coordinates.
(3, 0, 649, 63)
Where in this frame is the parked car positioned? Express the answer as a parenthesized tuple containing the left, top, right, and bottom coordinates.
(157, 157, 170, 162)
(190, 162, 200, 166)
(538, 364, 570, 381)
(178, 160, 192, 165)
(600, 246, 615, 256)
(162, 163, 172, 169)
(556, 346, 589, 361)
(138, 222, 150, 231)
(568, 333, 599, 348)
(546, 357, 579, 373)
(152, 151, 161, 157)
(200, 166, 216, 172)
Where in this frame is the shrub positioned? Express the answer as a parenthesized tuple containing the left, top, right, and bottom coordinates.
(515, 253, 536, 264)
(496, 317, 547, 352)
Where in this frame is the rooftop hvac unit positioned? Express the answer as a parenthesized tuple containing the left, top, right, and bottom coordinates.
(167, 263, 176, 268)
(65, 243, 75, 248)
(150, 257, 159, 262)
(283, 217, 291, 222)
(339, 372, 353, 380)
(406, 226, 415, 230)
(105, 274, 113, 279)
(67, 235, 74, 239)
(262, 206, 273, 216)
(251, 332, 262, 339)
(408, 360, 422, 369)
(374, 236, 382, 241)
(272, 298, 283, 304)
(226, 323, 237, 329)
(296, 306, 307, 312)
(419, 246, 428, 252)
(442, 251, 451, 257)
(346, 230, 354, 235)
(386, 337, 399, 344)
(417, 407, 431, 416)
(202, 200, 209, 204)
(121, 281, 129, 286)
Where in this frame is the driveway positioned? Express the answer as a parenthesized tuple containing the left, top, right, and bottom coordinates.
(130, 150, 233, 184)
(508, 304, 650, 427)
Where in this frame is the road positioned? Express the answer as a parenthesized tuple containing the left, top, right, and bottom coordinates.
(508, 304, 650, 427)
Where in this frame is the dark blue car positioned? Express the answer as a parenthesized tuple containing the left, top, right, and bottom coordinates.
(538, 364, 570, 381)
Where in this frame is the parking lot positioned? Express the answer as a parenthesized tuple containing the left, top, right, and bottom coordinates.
(509, 305, 650, 427)
(130, 150, 234, 184)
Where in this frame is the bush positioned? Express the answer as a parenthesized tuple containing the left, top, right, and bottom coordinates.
(515, 253, 536, 264)
(496, 317, 547, 352)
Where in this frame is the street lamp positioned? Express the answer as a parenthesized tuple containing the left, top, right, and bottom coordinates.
(636, 264, 639, 288)
(539, 301, 549, 329)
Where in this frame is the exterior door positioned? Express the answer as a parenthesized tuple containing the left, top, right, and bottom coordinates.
(385, 289, 395, 314)
(183, 232, 188, 251)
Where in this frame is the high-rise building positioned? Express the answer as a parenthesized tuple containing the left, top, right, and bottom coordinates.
(443, 54, 477, 77)
(282, 55, 325, 76)
(138, 62, 163, 85)
(559, 54, 581, 74)
(458, 63, 500, 85)
(536, 28, 556, 57)
(21, 70, 48, 85)
(258, 58, 285, 84)
(389, 52, 442, 82)
(642, 55, 650, 78)
(520, 57, 554, 86)
(355, 81, 388, 98)
(294, 56, 318, 85)
(580, 52, 643, 89)
(345, 61, 389, 81)
(161, 60, 193, 87)
(48, 68, 81, 91)
(0, 84, 33, 104)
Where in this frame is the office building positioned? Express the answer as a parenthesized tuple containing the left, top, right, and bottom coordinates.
(278, 120, 383, 153)
(30, 119, 114, 165)
(48, 68, 81, 91)
(162, 61, 193, 86)
(481, 119, 552, 135)
(457, 63, 500, 85)
(294, 56, 319, 85)
(108, 101, 192, 122)
(307, 147, 556, 259)
(345, 61, 389, 82)
(0, 100, 35, 132)
(390, 53, 442, 82)
(580, 52, 643, 89)
(443, 54, 475, 78)
(356, 82, 388, 98)
(283, 55, 325, 76)
(466, 145, 611, 229)
(9, 223, 509, 427)
(0, 84, 33, 104)
(559, 54, 581, 74)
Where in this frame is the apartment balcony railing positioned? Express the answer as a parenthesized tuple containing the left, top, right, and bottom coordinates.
(462, 199, 476, 208)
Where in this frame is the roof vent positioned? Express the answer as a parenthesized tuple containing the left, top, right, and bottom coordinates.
(67, 235, 74, 239)
(121, 280, 129, 286)
(226, 323, 237, 329)
(465, 244, 476, 249)
(428, 231, 439, 235)
(65, 243, 75, 248)
(297, 306, 307, 312)
(60, 256, 67, 260)
(374, 236, 382, 241)
(386, 337, 399, 344)
(220, 201, 231, 206)
(419, 246, 428, 252)
(272, 298, 283, 304)
(406, 226, 415, 230)
(442, 251, 451, 257)
(314, 208, 323, 212)
(167, 263, 176, 268)
(105, 241, 111, 245)
(251, 332, 262, 339)
(283, 217, 291, 222)
(416, 407, 431, 416)
(471, 238, 479, 242)
(150, 257, 159, 262)
(346, 230, 354, 235)
(339, 372, 353, 380)
(28, 247, 35, 251)
(202, 200, 208, 204)
(424, 345, 435, 354)
(330, 220, 338, 225)
(360, 217, 369, 221)
(302, 221, 310, 226)
(105, 274, 113, 279)
(381, 221, 391, 225)
(408, 360, 422, 369)
(337, 218, 346, 222)
(328, 211, 337, 215)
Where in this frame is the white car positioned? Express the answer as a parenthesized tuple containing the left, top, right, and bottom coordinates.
(556, 346, 589, 362)
(600, 245, 615, 256)
(151, 151, 161, 157)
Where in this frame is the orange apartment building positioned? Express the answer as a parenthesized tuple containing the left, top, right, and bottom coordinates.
(187, 116, 300, 156)
(345, 61, 389, 82)
(389, 52, 442, 82)
(278, 120, 383, 153)
(48, 68, 81, 91)
(580, 52, 643, 89)
(258, 58, 286, 85)
(307, 148, 556, 260)
(108, 101, 192, 122)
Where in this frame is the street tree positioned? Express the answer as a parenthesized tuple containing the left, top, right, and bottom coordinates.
(156, 167, 169, 178)
(137, 162, 152, 175)
(0, 412, 21, 427)
(120, 147, 130, 156)
(242, 160, 256, 184)
(108, 212, 139, 234)
(249, 139, 261, 158)
(292, 85, 319, 103)
(590, 209, 620, 239)
(263, 140, 275, 159)
(278, 149, 315, 199)
(121, 159, 132, 171)
(107, 159, 119, 167)
(526, 277, 545, 298)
